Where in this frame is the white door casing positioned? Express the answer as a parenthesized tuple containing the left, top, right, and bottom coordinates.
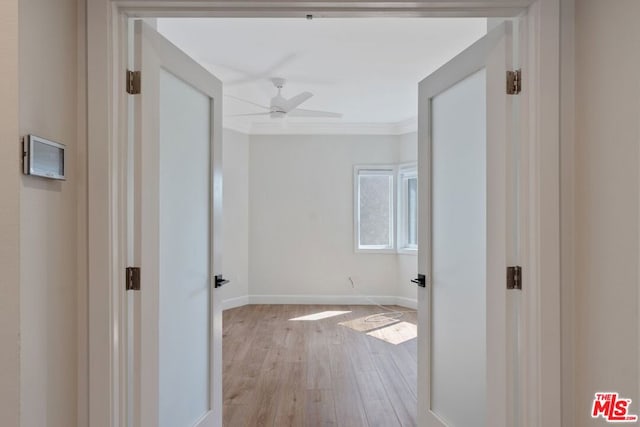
(85, 3, 561, 427)
(132, 20, 224, 427)
(417, 22, 517, 427)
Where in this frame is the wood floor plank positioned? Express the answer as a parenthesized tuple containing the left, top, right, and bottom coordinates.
(371, 353, 417, 427)
(243, 362, 283, 426)
(273, 362, 306, 427)
(223, 404, 251, 427)
(331, 372, 370, 427)
(305, 389, 337, 426)
(223, 304, 417, 427)
(388, 344, 418, 398)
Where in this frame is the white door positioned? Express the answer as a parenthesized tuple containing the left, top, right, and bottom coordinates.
(416, 22, 519, 427)
(132, 20, 224, 427)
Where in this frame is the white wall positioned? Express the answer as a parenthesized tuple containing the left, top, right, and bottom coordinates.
(397, 132, 419, 303)
(220, 129, 250, 308)
(0, 0, 21, 425)
(248, 133, 417, 304)
(573, 1, 640, 425)
(18, 0, 78, 426)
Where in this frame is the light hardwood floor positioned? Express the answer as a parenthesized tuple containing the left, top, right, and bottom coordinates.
(223, 304, 417, 427)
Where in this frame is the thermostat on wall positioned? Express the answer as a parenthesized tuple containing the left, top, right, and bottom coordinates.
(23, 134, 66, 180)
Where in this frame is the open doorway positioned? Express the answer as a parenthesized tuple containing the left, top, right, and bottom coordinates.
(150, 17, 486, 426)
(87, 2, 562, 426)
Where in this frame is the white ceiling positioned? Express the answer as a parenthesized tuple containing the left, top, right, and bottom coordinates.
(157, 18, 486, 134)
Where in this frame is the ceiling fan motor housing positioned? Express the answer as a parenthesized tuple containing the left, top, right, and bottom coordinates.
(269, 111, 286, 118)
(270, 94, 288, 113)
(270, 77, 286, 88)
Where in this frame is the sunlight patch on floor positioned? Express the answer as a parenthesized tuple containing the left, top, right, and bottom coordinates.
(339, 314, 400, 332)
(366, 321, 417, 345)
(288, 310, 352, 321)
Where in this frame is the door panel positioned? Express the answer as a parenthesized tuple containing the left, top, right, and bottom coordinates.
(430, 68, 487, 427)
(158, 69, 211, 427)
(133, 20, 224, 427)
(417, 22, 515, 427)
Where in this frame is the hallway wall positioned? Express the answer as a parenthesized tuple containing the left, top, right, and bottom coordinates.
(573, 1, 640, 425)
(18, 0, 79, 425)
(0, 0, 21, 425)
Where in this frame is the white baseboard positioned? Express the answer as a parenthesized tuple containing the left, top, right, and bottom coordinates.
(394, 297, 418, 310)
(221, 294, 417, 311)
(221, 295, 250, 311)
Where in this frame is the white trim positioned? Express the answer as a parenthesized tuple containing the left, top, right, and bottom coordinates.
(222, 119, 252, 135)
(522, 1, 561, 426)
(397, 248, 418, 256)
(394, 297, 419, 310)
(240, 294, 418, 309)
(76, 0, 89, 425)
(224, 117, 418, 136)
(119, 2, 532, 18)
(87, 3, 120, 427)
(559, 0, 575, 426)
(85, 2, 560, 427)
(394, 117, 420, 135)
(221, 295, 250, 311)
(397, 163, 419, 252)
(224, 119, 419, 137)
(246, 117, 418, 136)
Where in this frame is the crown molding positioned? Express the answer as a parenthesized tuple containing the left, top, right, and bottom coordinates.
(223, 118, 253, 135)
(223, 117, 417, 136)
(392, 117, 418, 135)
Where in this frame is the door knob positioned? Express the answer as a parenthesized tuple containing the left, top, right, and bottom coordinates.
(214, 275, 230, 288)
(411, 274, 426, 287)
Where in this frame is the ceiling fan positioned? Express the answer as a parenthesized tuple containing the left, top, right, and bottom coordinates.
(227, 78, 342, 119)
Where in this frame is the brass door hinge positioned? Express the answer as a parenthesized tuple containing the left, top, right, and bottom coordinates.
(126, 267, 141, 291)
(507, 266, 522, 290)
(126, 70, 141, 95)
(506, 69, 522, 95)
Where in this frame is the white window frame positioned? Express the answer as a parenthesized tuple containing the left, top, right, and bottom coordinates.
(353, 165, 396, 253)
(397, 163, 418, 254)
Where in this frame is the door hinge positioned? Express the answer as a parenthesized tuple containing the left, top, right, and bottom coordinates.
(507, 266, 522, 290)
(126, 70, 141, 95)
(125, 267, 141, 291)
(506, 69, 522, 95)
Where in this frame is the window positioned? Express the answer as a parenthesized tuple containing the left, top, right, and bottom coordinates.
(398, 165, 418, 252)
(354, 164, 418, 253)
(355, 166, 395, 251)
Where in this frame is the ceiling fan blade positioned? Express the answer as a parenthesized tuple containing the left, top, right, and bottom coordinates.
(283, 91, 313, 112)
(227, 74, 266, 86)
(287, 108, 342, 118)
(226, 53, 298, 85)
(225, 94, 271, 110)
(227, 112, 272, 117)
(262, 53, 298, 77)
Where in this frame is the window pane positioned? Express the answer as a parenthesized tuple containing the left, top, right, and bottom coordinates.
(407, 177, 418, 246)
(359, 174, 392, 247)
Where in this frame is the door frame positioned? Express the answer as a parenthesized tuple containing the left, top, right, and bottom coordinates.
(84, 1, 561, 426)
